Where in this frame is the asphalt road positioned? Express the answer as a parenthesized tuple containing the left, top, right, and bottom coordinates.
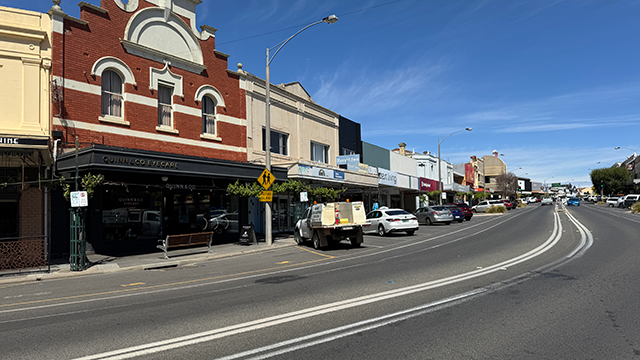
(1, 202, 638, 359)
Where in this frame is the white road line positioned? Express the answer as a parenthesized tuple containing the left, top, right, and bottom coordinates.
(72, 210, 565, 360)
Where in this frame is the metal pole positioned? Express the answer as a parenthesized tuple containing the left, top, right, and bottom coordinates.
(438, 139, 442, 205)
(265, 48, 272, 246)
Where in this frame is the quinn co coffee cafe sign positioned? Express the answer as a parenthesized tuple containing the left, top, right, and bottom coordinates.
(102, 156, 179, 169)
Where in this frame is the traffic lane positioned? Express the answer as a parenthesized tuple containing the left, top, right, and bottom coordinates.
(276, 204, 639, 359)
(119, 206, 582, 360)
(0, 206, 564, 359)
(15, 206, 580, 360)
(0, 206, 528, 311)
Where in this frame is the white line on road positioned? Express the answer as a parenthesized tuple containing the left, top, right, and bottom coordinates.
(72, 211, 567, 360)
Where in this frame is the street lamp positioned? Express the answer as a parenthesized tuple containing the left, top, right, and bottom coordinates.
(614, 146, 639, 154)
(264, 15, 338, 246)
(438, 128, 472, 205)
(544, 177, 554, 195)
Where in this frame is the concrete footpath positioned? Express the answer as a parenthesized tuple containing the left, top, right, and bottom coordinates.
(0, 236, 297, 285)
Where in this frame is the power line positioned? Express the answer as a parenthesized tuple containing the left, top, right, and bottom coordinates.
(216, 0, 403, 46)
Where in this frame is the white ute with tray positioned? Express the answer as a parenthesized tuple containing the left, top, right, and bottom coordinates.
(295, 201, 368, 249)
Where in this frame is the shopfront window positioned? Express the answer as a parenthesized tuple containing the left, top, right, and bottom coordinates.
(101, 187, 163, 242)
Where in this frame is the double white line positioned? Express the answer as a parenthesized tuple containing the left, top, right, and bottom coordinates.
(75, 210, 582, 360)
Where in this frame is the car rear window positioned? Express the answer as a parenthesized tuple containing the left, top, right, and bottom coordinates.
(431, 206, 445, 211)
(386, 210, 410, 216)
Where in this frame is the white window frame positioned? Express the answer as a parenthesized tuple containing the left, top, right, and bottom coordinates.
(91, 57, 136, 126)
(311, 141, 329, 164)
(157, 84, 174, 131)
(101, 70, 123, 119)
(194, 84, 224, 141)
(201, 96, 219, 140)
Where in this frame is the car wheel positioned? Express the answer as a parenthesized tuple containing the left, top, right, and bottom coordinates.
(425, 218, 433, 225)
(472, 209, 477, 213)
(445, 222, 451, 225)
(312, 231, 322, 250)
(406, 230, 415, 236)
(377, 224, 386, 236)
(294, 229, 304, 245)
(350, 238, 361, 247)
(465, 217, 471, 221)
(458, 220, 463, 223)
(608, 204, 613, 207)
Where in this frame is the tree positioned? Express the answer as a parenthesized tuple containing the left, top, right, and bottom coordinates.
(590, 167, 631, 196)
(495, 172, 519, 198)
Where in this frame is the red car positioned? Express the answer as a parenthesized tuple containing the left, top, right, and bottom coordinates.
(500, 199, 516, 210)
(445, 203, 473, 221)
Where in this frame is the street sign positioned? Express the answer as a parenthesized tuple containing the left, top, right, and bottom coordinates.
(257, 168, 275, 190)
(70, 191, 88, 207)
(259, 191, 273, 202)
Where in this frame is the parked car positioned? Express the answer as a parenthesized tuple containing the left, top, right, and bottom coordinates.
(606, 197, 619, 207)
(445, 202, 473, 221)
(567, 197, 580, 206)
(541, 197, 553, 206)
(500, 199, 515, 210)
(622, 194, 640, 208)
(443, 205, 465, 223)
(472, 200, 506, 213)
(414, 206, 453, 225)
(365, 207, 419, 236)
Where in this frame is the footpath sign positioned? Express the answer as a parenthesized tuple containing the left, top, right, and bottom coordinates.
(70, 191, 88, 207)
(239, 223, 257, 245)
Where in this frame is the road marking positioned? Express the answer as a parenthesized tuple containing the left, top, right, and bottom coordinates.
(120, 283, 146, 288)
(70, 212, 567, 360)
(0, 257, 333, 311)
(276, 261, 290, 264)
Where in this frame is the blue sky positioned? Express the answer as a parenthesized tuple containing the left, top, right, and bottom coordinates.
(5, 0, 640, 188)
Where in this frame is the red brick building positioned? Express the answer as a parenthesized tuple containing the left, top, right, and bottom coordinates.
(49, 0, 285, 256)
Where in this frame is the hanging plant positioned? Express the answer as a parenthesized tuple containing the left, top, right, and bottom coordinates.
(226, 180, 263, 198)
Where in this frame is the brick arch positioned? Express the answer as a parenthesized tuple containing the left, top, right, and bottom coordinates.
(91, 56, 137, 86)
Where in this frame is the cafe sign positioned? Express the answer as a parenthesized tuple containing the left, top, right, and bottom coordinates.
(102, 156, 179, 169)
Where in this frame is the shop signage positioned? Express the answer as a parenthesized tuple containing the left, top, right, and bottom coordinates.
(0, 136, 48, 147)
(70, 191, 88, 207)
(378, 168, 398, 186)
(102, 155, 179, 169)
(358, 163, 369, 173)
(419, 177, 440, 191)
(298, 165, 345, 181)
(239, 224, 257, 245)
(368, 166, 378, 175)
(336, 155, 360, 171)
(165, 183, 196, 191)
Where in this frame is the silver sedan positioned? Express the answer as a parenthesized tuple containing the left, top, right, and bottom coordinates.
(413, 206, 453, 225)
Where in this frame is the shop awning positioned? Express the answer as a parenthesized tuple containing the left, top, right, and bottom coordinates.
(56, 145, 288, 182)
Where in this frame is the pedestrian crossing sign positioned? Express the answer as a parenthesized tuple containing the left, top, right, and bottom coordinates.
(257, 168, 275, 190)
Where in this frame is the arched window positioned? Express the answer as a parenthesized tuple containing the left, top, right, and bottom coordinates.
(101, 70, 123, 117)
(202, 96, 216, 135)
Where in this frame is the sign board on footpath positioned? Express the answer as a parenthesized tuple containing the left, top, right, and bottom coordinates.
(70, 191, 88, 207)
(239, 223, 257, 245)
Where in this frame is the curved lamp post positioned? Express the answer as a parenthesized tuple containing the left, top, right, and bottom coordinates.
(438, 128, 472, 205)
(614, 146, 639, 154)
(264, 15, 338, 245)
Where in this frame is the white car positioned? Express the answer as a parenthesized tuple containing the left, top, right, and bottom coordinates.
(606, 197, 619, 207)
(541, 198, 553, 206)
(365, 207, 419, 236)
(472, 200, 506, 213)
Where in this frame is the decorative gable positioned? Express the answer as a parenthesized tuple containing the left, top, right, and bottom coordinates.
(121, 6, 206, 74)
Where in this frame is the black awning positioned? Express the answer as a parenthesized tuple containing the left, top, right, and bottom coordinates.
(56, 145, 288, 182)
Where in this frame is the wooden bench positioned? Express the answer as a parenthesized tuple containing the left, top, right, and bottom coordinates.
(157, 232, 214, 259)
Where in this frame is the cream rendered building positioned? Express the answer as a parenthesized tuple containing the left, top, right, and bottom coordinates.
(0, 5, 52, 267)
(237, 65, 377, 232)
(482, 151, 507, 193)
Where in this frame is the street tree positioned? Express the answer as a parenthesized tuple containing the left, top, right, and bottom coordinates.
(495, 172, 519, 199)
(590, 167, 631, 196)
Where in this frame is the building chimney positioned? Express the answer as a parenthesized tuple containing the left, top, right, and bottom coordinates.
(399, 142, 406, 156)
(492, 150, 499, 157)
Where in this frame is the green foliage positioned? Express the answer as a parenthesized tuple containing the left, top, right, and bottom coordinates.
(62, 173, 104, 201)
(473, 192, 489, 200)
(486, 205, 507, 213)
(226, 179, 345, 202)
(590, 167, 632, 196)
(631, 202, 640, 214)
(226, 180, 263, 198)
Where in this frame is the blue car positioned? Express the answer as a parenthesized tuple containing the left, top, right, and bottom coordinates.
(567, 197, 580, 206)
(444, 205, 465, 223)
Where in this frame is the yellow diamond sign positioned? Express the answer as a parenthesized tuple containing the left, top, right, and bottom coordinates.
(257, 168, 275, 190)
